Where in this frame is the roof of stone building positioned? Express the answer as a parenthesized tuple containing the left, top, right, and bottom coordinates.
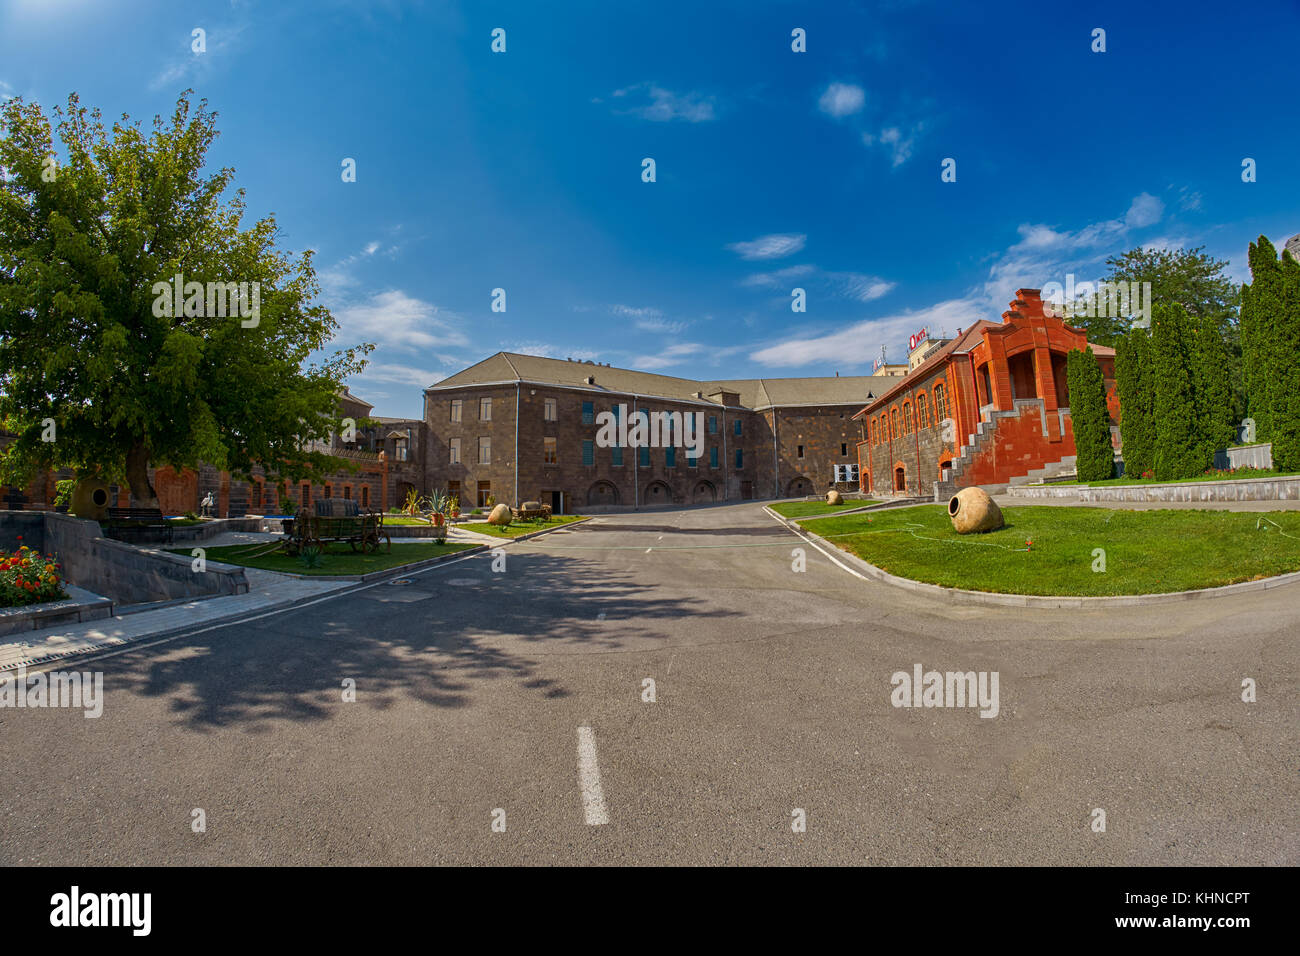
(427, 352, 881, 410)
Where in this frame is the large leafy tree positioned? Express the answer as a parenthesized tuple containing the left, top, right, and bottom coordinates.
(0, 92, 370, 505)
(1113, 328, 1154, 478)
(1065, 347, 1114, 481)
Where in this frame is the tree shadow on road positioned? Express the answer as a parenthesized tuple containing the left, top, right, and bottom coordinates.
(112, 549, 741, 730)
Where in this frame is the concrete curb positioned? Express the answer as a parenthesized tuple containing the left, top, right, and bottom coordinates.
(764, 506, 1300, 608)
(202, 542, 493, 583)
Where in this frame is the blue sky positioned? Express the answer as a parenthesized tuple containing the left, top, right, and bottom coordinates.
(3, 0, 1298, 418)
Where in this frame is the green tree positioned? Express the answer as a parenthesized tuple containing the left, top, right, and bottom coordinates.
(1191, 315, 1234, 458)
(0, 92, 371, 505)
(1114, 328, 1154, 478)
(1066, 347, 1114, 481)
(1272, 247, 1300, 470)
(1150, 303, 1208, 479)
(1241, 237, 1286, 443)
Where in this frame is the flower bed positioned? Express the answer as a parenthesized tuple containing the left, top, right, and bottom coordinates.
(0, 538, 68, 607)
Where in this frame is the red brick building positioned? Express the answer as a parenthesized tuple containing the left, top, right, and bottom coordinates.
(854, 289, 1118, 497)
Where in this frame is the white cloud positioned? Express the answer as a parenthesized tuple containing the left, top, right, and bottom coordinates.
(633, 342, 706, 370)
(862, 124, 921, 167)
(635, 317, 688, 334)
(150, 21, 249, 91)
(818, 82, 865, 118)
(360, 363, 436, 388)
(610, 83, 716, 122)
(726, 233, 807, 260)
(1125, 192, 1165, 229)
(334, 290, 469, 352)
(611, 304, 663, 318)
(751, 299, 985, 368)
(742, 264, 892, 302)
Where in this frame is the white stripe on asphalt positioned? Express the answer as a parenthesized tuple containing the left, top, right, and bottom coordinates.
(576, 726, 610, 825)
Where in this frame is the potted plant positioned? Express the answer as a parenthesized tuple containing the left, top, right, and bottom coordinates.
(449, 495, 460, 519)
(427, 489, 449, 527)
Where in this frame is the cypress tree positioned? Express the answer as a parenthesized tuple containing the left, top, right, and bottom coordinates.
(1272, 249, 1300, 470)
(1192, 316, 1234, 460)
(1066, 347, 1114, 480)
(1238, 278, 1263, 441)
(1114, 329, 1154, 478)
(1151, 303, 1208, 479)
(1244, 237, 1285, 444)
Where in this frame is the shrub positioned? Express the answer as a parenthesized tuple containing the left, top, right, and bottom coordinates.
(298, 545, 324, 569)
(0, 541, 67, 607)
(55, 479, 75, 508)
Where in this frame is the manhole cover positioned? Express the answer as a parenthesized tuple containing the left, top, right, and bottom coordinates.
(389, 579, 414, 586)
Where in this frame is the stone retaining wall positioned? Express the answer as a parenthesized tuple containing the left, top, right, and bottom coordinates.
(0, 511, 248, 605)
(1007, 474, 1300, 502)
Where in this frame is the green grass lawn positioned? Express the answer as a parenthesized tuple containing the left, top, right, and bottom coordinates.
(770, 499, 878, 519)
(461, 515, 586, 538)
(169, 541, 478, 575)
(798, 504, 1300, 596)
(1048, 467, 1297, 488)
(381, 515, 439, 526)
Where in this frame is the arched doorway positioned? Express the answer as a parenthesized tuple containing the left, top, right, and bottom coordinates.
(691, 480, 716, 504)
(643, 480, 672, 505)
(786, 476, 813, 497)
(587, 480, 620, 506)
(893, 465, 907, 492)
(395, 481, 417, 510)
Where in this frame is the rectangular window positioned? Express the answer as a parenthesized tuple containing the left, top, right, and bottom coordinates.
(638, 446, 650, 467)
(477, 481, 492, 507)
(612, 446, 624, 467)
(688, 450, 699, 468)
(544, 398, 557, 421)
(479, 397, 492, 421)
(841, 443, 848, 456)
(665, 447, 676, 468)
(361, 486, 369, 508)
(735, 449, 743, 469)
(582, 401, 594, 425)
(797, 444, 805, 459)
(449, 438, 461, 464)
(543, 437, 557, 464)
(450, 399, 462, 423)
(478, 436, 491, 464)
(582, 440, 595, 466)
(734, 419, 742, 436)
(709, 447, 718, 468)
(708, 416, 717, 434)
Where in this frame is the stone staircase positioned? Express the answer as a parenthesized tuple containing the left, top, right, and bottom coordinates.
(932, 402, 1077, 501)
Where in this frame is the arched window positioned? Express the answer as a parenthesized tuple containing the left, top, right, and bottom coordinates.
(903, 402, 912, 435)
(361, 485, 370, 508)
(917, 393, 929, 429)
(889, 408, 899, 440)
(324, 483, 332, 499)
(934, 382, 948, 422)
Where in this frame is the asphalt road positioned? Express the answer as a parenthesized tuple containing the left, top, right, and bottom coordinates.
(2, 501, 1296, 865)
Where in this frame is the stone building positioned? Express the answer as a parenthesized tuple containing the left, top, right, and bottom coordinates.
(854, 288, 1118, 498)
(422, 353, 881, 512)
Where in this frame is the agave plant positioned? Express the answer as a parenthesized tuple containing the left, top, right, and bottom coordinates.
(298, 544, 324, 569)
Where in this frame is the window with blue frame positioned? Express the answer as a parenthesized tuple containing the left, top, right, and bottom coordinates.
(638, 446, 650, 467)
(734, 419, 742, 436)
(582, 401, 594, 425)
(735, 448, 743, 468)
(707, 416, 717, 434)
(612, 446, 624, 466)
(582, 440, 594, 466)
(665, 447, 676, 468)
(688, 450, 699, 468)
(709, 447, 718, 468)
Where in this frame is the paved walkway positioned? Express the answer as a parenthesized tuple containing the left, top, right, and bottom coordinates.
(0, 566, 350, 673)
(1, 524, 508, 673)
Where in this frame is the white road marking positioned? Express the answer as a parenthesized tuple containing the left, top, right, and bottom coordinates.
(576, 726, 610, 826)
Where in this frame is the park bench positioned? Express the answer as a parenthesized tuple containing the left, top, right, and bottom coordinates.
(288, 498, 389, 554)
(104, 507, 173, 544)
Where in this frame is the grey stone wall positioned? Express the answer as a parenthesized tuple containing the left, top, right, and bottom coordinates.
(0, 512, 248, 605)
(1006, 475, 1300, 502)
